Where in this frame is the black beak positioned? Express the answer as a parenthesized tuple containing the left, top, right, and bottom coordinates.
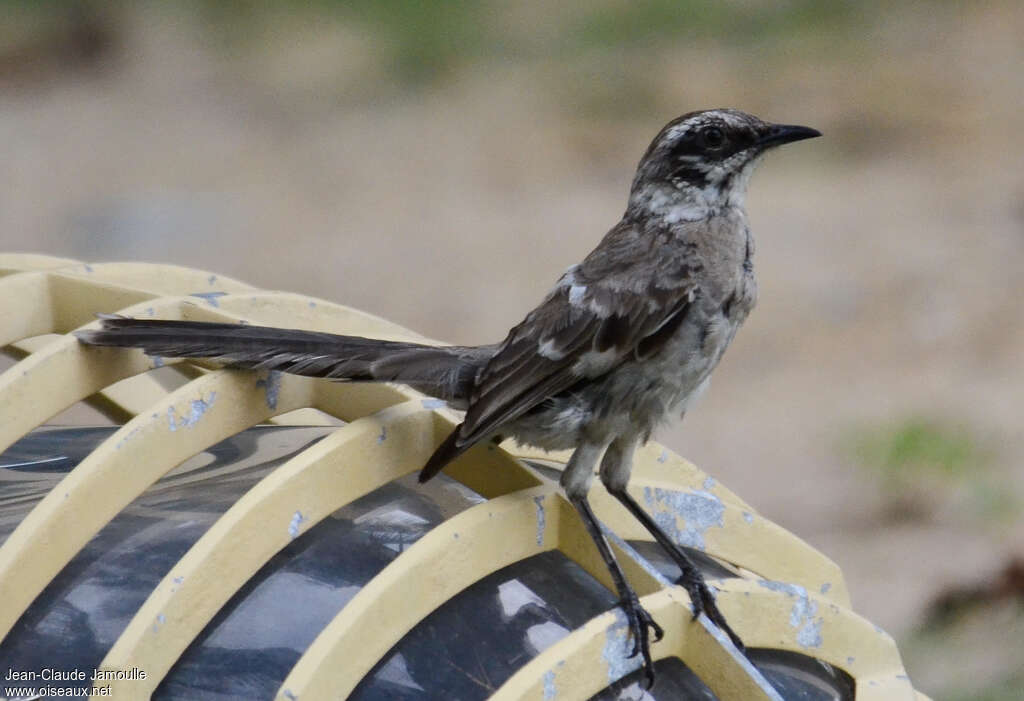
(758, 123, 822, 148)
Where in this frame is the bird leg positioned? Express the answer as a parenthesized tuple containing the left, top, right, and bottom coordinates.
(561, 441, 663, 687)
(599, 438, 744, 651)
(568, 492, 664, 688)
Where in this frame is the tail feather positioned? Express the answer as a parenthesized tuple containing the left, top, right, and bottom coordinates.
(76, 316, 486, 403)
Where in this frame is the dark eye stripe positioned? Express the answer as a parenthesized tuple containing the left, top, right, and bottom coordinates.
(669, 137, 708, 160)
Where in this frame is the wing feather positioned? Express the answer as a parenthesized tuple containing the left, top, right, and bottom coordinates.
(457, 221, 701, 448)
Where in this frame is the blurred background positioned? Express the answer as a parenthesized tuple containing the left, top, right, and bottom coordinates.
(1, 1, 1021, 698)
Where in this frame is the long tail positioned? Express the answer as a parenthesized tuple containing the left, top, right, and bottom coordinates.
(76, 316, 488, 404)
(77, 316, 494, 480)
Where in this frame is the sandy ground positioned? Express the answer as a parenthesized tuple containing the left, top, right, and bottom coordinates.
(1, 4, 1022, 697)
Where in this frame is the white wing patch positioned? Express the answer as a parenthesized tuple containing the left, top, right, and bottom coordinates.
(568, 284, 587, 306)
(574, 348, 619, 375)
(537, 338, 567, 361)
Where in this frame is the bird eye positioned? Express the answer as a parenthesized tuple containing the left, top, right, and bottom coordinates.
(700, 126, 726, 149)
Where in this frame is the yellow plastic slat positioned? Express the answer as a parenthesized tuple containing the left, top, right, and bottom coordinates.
(2, 333, 200, 423)
(588, 479, 850, 608)
(0, 332, 161, 454)
(508, 443, 850, 607)
(96, 400, 446, 696)
(97, 399, 538, 696)
(492, 589, 781, 701)
(280, 486, 794, 700)
(0, 288, 433, 454)
(712, 579, 918, 701)
(275, 486, 566, 700)
(0, 369, 315, 639)
(0, 271, 56, 346)
(0, 252, 79, 275)
(214, 291, 436, 344)
(50, 262, 254, 298)
(494, 575, 919, 701)
(0, 296, 250, 455)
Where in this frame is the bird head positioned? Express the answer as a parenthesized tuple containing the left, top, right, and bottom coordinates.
(629, 109, 820, 220)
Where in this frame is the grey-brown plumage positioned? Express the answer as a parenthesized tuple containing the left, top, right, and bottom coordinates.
(77, 108, 820, 687)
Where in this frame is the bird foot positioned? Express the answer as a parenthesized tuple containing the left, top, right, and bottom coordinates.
(679, 573, 744, 651)
(619, 592, 664, 689)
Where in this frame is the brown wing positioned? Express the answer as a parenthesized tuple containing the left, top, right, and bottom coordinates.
(419, 220, 700, 481)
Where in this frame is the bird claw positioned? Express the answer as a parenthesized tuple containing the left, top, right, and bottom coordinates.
(619, 593, 664, 689)
(679, 575, 745, 651)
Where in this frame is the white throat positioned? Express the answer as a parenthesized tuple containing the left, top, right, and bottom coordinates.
(630, 153, 763, 224)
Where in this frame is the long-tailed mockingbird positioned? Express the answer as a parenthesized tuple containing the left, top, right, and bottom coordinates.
(78, 108, 820, 686)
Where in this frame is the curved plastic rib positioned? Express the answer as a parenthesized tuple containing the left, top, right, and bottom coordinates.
(276, 486, 566, 700)
(0, 252, 79, 275)
(492, 588, 782, 701)
(278, 484, 752, 700)
(0, 263, 247, 346)
(0, 369, 316, 640)
(493, 575, 920, 701)
(0, 271, 56, 346)
(0, 285, 438, 454)
(711, 578, 919, 701)
(0, 332, 164, 454)
(510, 441, 850, 608)
(97, 400, 456, 696)
(0, 296, 254, 455)
(96, 400, 540, 696)
(589, 478, 850, 608)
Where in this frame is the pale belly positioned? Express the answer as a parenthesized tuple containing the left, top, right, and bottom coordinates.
(508, 305, 745, 452)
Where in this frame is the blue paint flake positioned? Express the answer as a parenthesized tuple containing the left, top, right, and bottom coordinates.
(642, 486, 724, 551)
(796, 619, 823, 648)
(533, 495, 546, 546)
(820, 582, 832, 594)
(167, 392, 216, 431)
(377, 426, 387, 443)
(189, 291, 228, 307)
(288, 511, 307, 540)
(542, 670, 556, 700)
(758, 580, 824, 648)
(657, 449, 668, 463)
(421, 398, 447, 410)
(256, 371, 282, 410)
(601, 609, 641, 682)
